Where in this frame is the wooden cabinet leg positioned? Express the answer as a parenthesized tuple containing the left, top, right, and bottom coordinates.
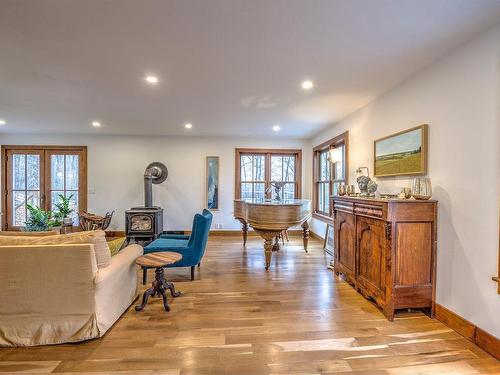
(385, 307, 395, 321)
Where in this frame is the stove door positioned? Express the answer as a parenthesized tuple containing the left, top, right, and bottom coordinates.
(127, 213, 153, 234)
(131, 215, 152, 231)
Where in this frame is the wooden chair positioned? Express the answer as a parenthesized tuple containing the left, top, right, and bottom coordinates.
(79, 211, 114, 231)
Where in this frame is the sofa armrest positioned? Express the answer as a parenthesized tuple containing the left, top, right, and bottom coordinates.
(95, 244, 143, 285)
(94, 244, 143, 334)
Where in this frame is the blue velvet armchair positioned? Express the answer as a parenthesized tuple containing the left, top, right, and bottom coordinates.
(143, 209, 212, 282)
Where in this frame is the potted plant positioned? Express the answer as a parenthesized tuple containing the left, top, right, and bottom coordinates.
(24, 204, 59, 232)
(54, 194, 74, 226)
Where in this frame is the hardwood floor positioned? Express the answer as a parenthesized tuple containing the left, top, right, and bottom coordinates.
(0, 235, 498, 374)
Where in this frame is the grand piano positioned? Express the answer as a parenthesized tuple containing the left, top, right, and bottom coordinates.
(234, 198, 312, 270)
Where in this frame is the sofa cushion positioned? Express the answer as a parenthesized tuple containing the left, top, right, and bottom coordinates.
(144, 237, 188, 253)
(0, 230, 111, 269)
(107, 237, 126, 256)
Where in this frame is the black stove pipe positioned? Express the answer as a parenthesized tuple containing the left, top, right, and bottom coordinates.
(144, 166, 161, 207)
(144, 175, 153, 207)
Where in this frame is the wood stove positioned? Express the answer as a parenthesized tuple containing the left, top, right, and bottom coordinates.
(125, 162, 168, 244)
(125, 206, 163, 242)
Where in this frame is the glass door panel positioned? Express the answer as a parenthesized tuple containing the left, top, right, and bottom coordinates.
(7, 151, 44, 229)
(48, 153, 80, 224)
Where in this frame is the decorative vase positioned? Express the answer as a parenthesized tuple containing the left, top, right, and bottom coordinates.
(338, 183, 346, 196)
(411, 177, 432, 200)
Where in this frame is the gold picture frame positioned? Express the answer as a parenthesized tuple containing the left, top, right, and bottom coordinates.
(374, 124, 428, 177)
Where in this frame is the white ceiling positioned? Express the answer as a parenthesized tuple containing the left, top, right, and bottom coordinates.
(1, 0, 500, 139)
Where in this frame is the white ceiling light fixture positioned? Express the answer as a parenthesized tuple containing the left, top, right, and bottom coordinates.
(185, 123, 193, 129)
(91, 121, 101, 128)
(301, 80, 314, 90)
(0, 119, 6, 125)
(144, 75, 159, 85)
(272, 125, 280, 132)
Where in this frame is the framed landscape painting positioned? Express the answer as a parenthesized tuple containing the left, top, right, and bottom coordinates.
(206, 156, 219, 210)
(374, 124, 428, 177)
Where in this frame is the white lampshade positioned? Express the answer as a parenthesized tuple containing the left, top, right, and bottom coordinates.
(327, 147, 342, 164)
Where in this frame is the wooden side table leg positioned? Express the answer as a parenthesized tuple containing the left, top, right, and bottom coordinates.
(135, 287, 155, 311)
(159, 286, 170, 311)
(163, 280, 181, 297)
(136, 267, 172, 312)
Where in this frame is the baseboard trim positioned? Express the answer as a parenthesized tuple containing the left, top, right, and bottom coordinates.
(309, 230, 324, 241)
(105, 229, 308, 238)
(105, 230, 125, 237)
(435, 303, 499, 359)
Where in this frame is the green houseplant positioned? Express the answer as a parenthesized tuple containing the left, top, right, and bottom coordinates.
(25, 204, 59, 232)
(54, 193, 74, 226)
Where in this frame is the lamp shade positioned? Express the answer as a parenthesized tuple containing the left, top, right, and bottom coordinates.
(327, 147, 343, 164)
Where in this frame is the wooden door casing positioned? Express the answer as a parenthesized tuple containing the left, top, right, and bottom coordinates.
(1, 145, 87, 231)
(5, 149, 45, 230)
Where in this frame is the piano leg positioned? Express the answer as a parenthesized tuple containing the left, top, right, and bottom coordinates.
(254, 229, 282, 270)
(302, 220, 310, 253)
(264, 238, 274, 270)
(237, 219, 249, 246)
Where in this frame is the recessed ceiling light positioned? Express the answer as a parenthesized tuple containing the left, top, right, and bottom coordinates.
(144, 75, 159, 85)
(273, 125, 280, 132)
(91, 121, 101, 128)
(185, 123, 193, 129)
(0, 119, 6, 125)
(301, 80, 314, 90)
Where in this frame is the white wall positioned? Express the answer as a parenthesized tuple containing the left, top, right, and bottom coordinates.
(310, 25, 500, 336)
(0, 134, 311, 231)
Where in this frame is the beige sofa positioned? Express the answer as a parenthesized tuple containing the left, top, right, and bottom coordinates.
(0, 241, 143, 346)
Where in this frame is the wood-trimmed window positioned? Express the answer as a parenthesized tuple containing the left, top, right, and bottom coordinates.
(235, 148, 302, 200)
(1, 146, 87, 230)
(312, 132, 348, 221)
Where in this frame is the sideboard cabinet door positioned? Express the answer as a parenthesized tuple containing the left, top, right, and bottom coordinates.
(356, 216, 386, 304)
(335, 210, 356, 281)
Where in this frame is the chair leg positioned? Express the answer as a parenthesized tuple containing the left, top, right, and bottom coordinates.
(190, 266, 195, 281)
(142, 268, 147, 285)
(198, 262, 201, 268)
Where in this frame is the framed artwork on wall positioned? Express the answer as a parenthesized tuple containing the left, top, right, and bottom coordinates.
(206, 156, 219, 210)
(374, 124, 428, 177)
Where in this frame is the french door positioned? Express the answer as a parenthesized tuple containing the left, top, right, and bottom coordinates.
(2, 146, 87, 230)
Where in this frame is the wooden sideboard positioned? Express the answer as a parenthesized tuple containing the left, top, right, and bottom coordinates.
(332, 196, 437, 321)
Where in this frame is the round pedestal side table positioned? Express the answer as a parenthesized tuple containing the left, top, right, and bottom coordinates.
(135, 252, 182, 312)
